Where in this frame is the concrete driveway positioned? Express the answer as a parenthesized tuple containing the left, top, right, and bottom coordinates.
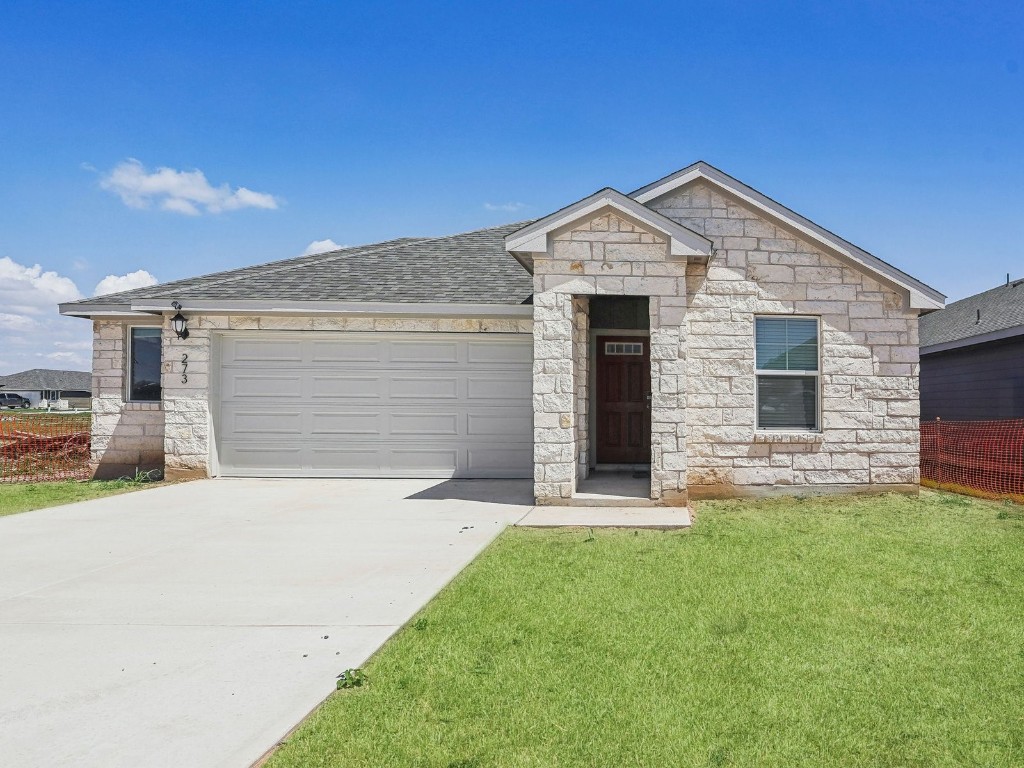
(0, 478, 533, 768)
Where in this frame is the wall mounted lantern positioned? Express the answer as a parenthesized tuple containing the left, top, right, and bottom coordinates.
(170, 301, 189, 339)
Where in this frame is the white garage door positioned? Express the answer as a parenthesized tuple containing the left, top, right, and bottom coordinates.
(215, 332, 533, 478)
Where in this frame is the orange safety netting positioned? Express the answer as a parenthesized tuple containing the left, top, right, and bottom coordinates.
(0, 413, 91, 483)
(920, 418, 1024, 503)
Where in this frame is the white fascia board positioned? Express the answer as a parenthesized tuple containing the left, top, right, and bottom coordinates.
(632, 162, 946, 310)
(58, 303, 156, 318)
(920, 324, 1024, 355)
(504, 188, 712, 260)
(126, 299, 533, 318)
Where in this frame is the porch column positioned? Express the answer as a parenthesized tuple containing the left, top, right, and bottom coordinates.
(533, 292, 578, 502)
(650, 295, 688, 504)
(572, 296, 590, 483)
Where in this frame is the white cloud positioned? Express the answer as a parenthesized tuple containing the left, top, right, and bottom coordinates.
(0, 257, 83, 316)
(484, 202, 526, 212)
(0, 257, 91, 373)
(94, 269, 158, 297)
(99, 159, 280, 215)
(301, 238, 344, 256)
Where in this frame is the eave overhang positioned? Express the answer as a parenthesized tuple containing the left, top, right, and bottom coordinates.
(920, 324, 1024, 355)
(58, 299, 534, 320)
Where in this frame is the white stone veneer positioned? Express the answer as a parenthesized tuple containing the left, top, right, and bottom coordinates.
(532, 184, 920, 504)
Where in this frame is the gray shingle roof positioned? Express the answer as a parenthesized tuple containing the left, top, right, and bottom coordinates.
(64, 222, 536, 309)
(920, 278, 1024, 348)
(0, 369, 91, 392)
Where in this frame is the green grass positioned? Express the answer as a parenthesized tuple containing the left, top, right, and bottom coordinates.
(269, 491, 1024, 767)
(0, 479, 151, 517)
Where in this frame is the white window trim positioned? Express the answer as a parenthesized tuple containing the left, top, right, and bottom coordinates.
(126, 325, 163, 403)
(754, 315, 821, 433)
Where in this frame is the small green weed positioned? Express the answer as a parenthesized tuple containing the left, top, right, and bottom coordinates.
(336, 668, 366, 690)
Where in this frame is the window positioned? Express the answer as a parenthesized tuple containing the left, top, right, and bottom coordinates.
(129, 327, 162, 402)
(755, 317, 819, 431)
(604, 342, 644, 355)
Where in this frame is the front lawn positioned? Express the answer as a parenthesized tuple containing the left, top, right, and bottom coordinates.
(0, 479, 152, 517)
(269, 491, 1024, 767)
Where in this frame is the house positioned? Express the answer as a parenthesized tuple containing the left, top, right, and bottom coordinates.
(919, 277, 1024, 421)
(59, 162, 944, 503)
(0, 368, 91, 408)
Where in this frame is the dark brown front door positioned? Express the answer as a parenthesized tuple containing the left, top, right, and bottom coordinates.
(596, 335, 651, 464)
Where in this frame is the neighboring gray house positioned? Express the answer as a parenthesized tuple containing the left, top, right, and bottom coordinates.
(60, 162, 944, 504)
(920, 277, 1024, 421)
(0, 368, 91, 408)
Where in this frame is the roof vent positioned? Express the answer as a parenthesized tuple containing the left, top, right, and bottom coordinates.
(976, 308, 982, 324)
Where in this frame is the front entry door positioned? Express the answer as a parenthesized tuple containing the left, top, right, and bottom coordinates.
(596, 335, 651, 464)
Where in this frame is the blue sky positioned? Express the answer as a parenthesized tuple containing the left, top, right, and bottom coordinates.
(1, 1, 1022, 373)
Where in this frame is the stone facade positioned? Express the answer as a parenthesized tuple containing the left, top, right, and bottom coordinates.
(90, 320, 165, 479)
(532, 213, 690, 504)
(652, 183, 919, 497)
(90, 183, 920, 500)
(530, 184, 920, 504)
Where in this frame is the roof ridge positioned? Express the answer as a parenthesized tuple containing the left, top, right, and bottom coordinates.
(938, 277, 1024, 309)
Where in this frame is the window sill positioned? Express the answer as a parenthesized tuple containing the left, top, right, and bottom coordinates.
(124, 401, 162, 411)
(754, 431, 823, 444)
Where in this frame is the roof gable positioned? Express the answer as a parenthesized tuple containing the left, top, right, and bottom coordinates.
(631, 161, 945, 310)
(504, 188, 713, 266)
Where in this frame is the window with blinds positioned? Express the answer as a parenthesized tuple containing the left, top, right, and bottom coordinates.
(754, 317, 819, 430)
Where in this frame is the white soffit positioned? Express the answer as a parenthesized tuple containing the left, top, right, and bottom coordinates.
(631, 161, 946, 310)
(504, 188, 713, 261)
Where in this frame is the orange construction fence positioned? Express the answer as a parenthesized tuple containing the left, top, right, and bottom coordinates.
(0, 413, 91, 483)
(920, 418, 1024, 502)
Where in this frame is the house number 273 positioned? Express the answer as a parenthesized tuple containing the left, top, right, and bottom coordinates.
(180, 353, 188, 384)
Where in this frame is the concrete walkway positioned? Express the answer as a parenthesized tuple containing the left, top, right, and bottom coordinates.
(0, 478, 532, 768)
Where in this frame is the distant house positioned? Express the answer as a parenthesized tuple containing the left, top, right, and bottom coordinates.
(920, 278, 1024, 421)
(0, 368, 92, 408)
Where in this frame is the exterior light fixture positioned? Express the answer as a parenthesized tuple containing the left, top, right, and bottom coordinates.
(170, 301, 189, 339)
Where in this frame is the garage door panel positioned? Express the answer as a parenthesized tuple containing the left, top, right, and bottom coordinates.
(223, 445, 304, 469)
(310, 375, 382, 398)
(228, 374, 304, 398)
(389, 412, 459, 436)
(466, 413, 531, 438)
(227, 339, 304, 363)
(309, 447, 384, 471)
(465, 376, 531, 401)
(467, 341, 532, 365)
(226, 410, 304, 435)
(311, 411, 382, 435)
(217, 332, 532, 478)
(389, 377, 459, 399)
(311, 340, 383, 363)
(388, 447, 460, 473)
(389, 341, 459, 364)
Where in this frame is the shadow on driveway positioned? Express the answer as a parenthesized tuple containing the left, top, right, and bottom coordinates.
(405, 479, 535, 506)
